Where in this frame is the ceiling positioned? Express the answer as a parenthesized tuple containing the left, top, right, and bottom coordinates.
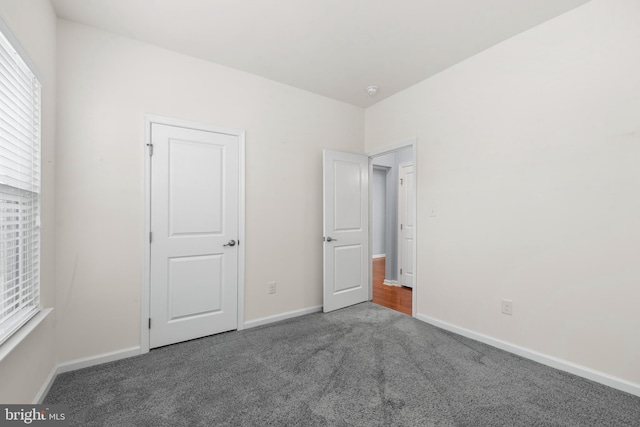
(50, 0, 591, 107)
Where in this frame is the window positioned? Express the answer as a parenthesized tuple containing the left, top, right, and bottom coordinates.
(0, 25, 41, 346)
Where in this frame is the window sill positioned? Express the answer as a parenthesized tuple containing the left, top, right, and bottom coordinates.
(0, 308, 53, 364)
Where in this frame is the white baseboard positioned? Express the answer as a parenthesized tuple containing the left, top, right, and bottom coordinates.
(415, 313, 640, 397)
(244, 306, 322, 329)
(57, 346, 141, 374)
(33, 366, 57, 404)
(383, 279, 398, 286)
(372, 254, 386, 259)
(33, 346, 141, 403)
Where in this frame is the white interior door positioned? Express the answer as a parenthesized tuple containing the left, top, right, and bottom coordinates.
(150, 123, 239, 348)
(398, 163, 414, 288)
(323, 150, 369, 313)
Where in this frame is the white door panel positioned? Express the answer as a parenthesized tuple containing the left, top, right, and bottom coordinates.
(334, 161, 364, 230)
(150, 123, 239, 348)
(169, 140, 224, 235)
(398, 163, 414, 288)
(168, 255, 223, 319)
(323, 150, 369, 312)
(334, 245, 363, 292)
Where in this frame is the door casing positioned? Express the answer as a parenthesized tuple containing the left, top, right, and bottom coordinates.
(367, 139, 418, 316)
(141, 114, 246, 354)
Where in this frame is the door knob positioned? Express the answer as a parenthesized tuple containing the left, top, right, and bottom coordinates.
(326, 237, 337, 242)
(223, 240, 236, 247)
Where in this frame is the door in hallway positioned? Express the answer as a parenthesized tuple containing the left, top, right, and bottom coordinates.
(398, 163, 414, 288)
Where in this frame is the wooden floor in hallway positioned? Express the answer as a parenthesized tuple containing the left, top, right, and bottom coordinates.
(372, 257, 412, 316)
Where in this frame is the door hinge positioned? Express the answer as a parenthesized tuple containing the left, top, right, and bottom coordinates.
(400, 178, 403, 185)
(400, 268, 403, 275)
(147, 143, 154, 156)
(149, 232, 153, 243)
(400, 224, 403, 230)
(148, 318, 151, 329)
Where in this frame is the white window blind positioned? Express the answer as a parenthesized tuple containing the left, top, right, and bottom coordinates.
(0, 26, 41, 346)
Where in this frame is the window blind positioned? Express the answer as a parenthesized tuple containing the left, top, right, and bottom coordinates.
(0, 26, 41, 346)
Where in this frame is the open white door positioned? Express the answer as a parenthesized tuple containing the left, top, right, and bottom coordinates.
(323, 150, 369, 313)
(398, 163, 414, 288)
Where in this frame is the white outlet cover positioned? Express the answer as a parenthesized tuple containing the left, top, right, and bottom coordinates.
(501, 299, 513, 315)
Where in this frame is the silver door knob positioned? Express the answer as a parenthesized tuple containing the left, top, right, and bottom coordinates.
(326, 237, 337, 242)
(223, 240, 236, 247)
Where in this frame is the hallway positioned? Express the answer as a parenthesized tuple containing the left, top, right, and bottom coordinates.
(372, 257, 412, 316)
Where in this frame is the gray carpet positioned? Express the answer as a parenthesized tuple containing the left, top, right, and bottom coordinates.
(45, 302, 640, 426)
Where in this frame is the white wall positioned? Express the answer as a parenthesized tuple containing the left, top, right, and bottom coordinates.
(55, 20, 364, 363)
(366, 0, 640, 386)
(0, 0, 56, 403)
(372, 168, 387, 256)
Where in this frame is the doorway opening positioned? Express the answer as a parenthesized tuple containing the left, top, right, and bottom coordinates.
(369, 144, 415, 316)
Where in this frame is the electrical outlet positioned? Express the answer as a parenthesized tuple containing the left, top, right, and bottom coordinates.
(268, 282, 277, 294)
(501, 299, 513, 315)
(429, 206, 437, 217)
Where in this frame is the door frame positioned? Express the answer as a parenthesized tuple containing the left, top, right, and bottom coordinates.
(367, 139, 418, 316)
(141, 114, 246, 354)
